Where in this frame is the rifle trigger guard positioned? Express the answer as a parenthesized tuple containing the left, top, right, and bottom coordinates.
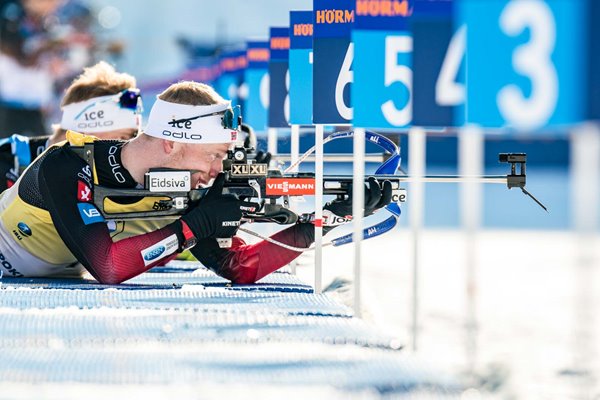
(248, 179, 262, 202)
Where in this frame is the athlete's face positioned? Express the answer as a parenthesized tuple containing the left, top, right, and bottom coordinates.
(95, 128, 137, 141)
(167, 142, 231, 188)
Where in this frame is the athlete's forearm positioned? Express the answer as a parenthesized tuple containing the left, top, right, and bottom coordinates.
(79, 222, 182, 284)
(192, 223, 314, 284)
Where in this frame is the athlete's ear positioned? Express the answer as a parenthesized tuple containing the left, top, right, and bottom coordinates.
(161, 139, 176, 155)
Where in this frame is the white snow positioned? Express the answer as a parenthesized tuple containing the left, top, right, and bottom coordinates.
(296, 228, 600, 399)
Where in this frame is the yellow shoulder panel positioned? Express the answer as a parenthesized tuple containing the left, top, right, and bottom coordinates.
(0, 192, 76, 265)
(65, 130, 99, 146)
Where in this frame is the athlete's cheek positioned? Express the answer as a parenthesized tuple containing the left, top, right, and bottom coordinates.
(208, 159, 223, 179)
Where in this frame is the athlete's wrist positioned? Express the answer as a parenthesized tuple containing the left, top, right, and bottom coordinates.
(178, 220, 198, 251)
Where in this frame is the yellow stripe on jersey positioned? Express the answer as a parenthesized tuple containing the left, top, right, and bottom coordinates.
(0, 180, 77, 265)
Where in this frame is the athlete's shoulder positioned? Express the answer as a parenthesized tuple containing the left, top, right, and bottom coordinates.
(33, 143, 94, 194)
(65, 130, 100, 147)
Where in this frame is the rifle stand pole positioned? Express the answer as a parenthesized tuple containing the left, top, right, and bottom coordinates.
(409, 127, 426, 351)
(571, 122, 600, 397)
(290, 124, 301, 275)
(314, 124, 324, 293)
(353, 127, 366, 318)
(267, 128, 278, 162)
(459, 124, 483, 377)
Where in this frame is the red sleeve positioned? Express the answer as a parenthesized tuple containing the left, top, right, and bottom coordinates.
(38, 147, 184, 284)
(191, 223, 315, 284)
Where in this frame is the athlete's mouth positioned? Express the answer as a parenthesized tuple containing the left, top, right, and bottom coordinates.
(194, 174, 209, 188)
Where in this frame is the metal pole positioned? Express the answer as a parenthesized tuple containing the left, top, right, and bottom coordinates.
(290, 124, 301, 275)
(267, 128, 278, 159)
(353, 127, 366, 317)
(572, 123, 600, 233)
(570, 123, 599, 398)
(357, 175, 509, 184)
(290, 125, 300, 172)
(459, 124, 483, 380)
(314, 124, 324, 293)
(409, 127, 426, 351)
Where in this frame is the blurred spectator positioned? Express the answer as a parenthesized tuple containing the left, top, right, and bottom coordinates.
(0, 0, 65, 137)
(52, 1, 124, 99)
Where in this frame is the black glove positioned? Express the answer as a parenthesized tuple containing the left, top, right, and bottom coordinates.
(181, 173, 260, 239)
(254, 150, 271, 165)
(322, 177, 392, 228)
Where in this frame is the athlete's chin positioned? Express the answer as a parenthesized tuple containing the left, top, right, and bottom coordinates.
(194, 175, 216, 188)
(195, 179, 208, 188)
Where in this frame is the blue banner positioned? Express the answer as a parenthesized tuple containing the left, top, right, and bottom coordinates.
(290, 11, 314, 125)
(247, 41, 270, 69)
(214, 49, 246, 109)
(459, 0, 587, 131)
(313, 0, 355, 124)
(413, 0, 452, 18)
(268, 27, 290, 128)
(314, 0, 355, 37)
(354, 0, 412, 30)
(352, 0, 413, 128)
(291, 11, 313, 49)
(588, 0, 599, 120)
(270, 27, 290, 62)
(244, 41, 270, 132)
(412, 0, 463, 127)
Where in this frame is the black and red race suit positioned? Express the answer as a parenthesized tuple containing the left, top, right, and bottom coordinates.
(0, 131, 314, 284)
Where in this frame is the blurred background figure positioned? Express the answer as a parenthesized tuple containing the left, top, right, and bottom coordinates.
(0, 0, 65, 136)
(0, 0, 124, 138)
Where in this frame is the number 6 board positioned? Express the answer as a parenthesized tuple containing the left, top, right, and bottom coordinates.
(313, 0, 355, 125)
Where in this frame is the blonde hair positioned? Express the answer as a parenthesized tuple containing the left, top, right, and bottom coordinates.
(157, 81, 224, 106)
(61, 61, 136, 106)
(51, 62, 137, 141)
(135, 81, 227, 144)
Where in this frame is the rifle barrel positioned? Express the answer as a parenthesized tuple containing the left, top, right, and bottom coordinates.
(323, 175, 509, 184)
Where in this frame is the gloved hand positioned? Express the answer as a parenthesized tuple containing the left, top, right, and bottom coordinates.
(254, 150, 271, 165)
(322, 177, 392, 228)
(181, 173, 260, 239)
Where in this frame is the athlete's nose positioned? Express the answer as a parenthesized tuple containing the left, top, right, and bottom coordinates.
(208, 159, 223, 179)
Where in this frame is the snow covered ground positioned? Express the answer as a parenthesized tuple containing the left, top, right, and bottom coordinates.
(1, 222, 597, 399)
(295, 228, 600, 400)
(0, 260, 458, 399)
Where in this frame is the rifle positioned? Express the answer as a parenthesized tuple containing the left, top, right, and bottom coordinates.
(94, 149, 544, 222)
(93, 146, 407, 223)
(89, 129, 545, 249)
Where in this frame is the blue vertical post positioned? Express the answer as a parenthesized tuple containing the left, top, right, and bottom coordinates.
(352, 0, 413, 333)
(215, 49, 246, 110)
(313, 0, 355, 295)
(268, 27, 291, 156)
(244, 41, 270, 134)
(289, 11, 314, 174)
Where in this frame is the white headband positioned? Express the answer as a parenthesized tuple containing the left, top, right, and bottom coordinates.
(144, 98, 238, 144)
(61, 93, 140, 134)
